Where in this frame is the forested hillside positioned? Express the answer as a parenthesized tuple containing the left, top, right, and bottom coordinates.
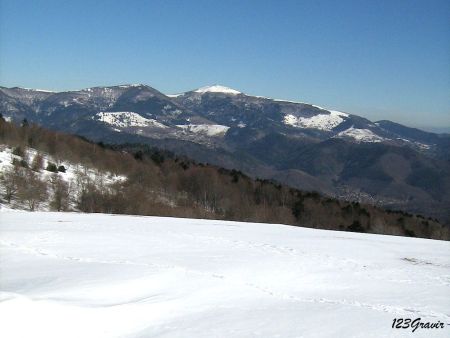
(0, 118, 448, 240)
(3, 85, 450, 223)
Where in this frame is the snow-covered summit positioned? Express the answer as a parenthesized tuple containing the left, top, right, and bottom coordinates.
(166, 85, 241, 97)
(194, 85, 241, 95)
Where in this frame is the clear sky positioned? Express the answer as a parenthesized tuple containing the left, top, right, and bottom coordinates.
(0, 0, 449, 128)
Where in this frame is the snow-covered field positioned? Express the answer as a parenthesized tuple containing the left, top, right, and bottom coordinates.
(0, 211, 449, 338)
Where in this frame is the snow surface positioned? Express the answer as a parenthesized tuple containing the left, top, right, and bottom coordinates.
(96, 112, 167, 129)
(194, 85, 241, 95)
(284, 110, 348, 131)
(336, 127, 386, 143)
(177, 124, 230, 136)
(0, 211, 449, 338)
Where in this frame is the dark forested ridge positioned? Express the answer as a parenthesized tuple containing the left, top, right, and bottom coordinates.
(0, 118, 448, 240)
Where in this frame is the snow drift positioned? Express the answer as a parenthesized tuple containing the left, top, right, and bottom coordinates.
(0, 211, 449, 337)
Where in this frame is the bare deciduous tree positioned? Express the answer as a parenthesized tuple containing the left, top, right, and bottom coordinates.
(17, 171, 48, 211)
(31, 153, 44, 172)
(0, 165, 24, 203)
(49, 174, 71, 211)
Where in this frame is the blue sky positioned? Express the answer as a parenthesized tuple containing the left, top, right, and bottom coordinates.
(0, 0, 449, 128)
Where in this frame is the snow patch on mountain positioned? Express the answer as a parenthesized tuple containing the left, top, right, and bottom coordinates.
(96, 112, 167, 129)
(177, 124, 230, 136)
(336, 127, 386, 143)
(284, 111, 348, 131)
(194, 85, 241, 95)
(415, 142, 431, 150)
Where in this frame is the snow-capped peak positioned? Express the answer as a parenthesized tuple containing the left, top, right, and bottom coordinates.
(194, 85, 241, 95)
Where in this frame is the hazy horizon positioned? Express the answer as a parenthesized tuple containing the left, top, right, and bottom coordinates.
(1, 0, 448, 128)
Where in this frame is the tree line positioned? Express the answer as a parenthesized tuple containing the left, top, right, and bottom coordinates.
(0, 117, 448, 240)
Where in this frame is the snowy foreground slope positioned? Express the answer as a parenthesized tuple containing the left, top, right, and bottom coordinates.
(0, 211, 449, 338)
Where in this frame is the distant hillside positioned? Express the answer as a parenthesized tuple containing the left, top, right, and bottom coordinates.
(2, 84, 450, 223)
(0, 118, 448, 240)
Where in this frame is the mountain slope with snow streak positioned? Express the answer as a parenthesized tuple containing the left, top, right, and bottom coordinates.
(176, 123, 230, 136)
(0, 211, 449, 338)
(283, 110, 349, 131)
(96, 112, 167, 129)
(336, 126, 386, 143)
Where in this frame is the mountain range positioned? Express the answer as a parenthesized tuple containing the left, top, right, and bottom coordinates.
(1, 84, 449, 222)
